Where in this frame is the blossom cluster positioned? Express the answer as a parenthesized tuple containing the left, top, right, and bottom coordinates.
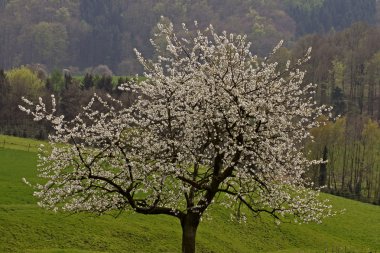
(20, 19, 334, 223)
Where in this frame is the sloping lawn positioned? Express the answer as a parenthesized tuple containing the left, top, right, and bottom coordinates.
(0, 146, 379, 252)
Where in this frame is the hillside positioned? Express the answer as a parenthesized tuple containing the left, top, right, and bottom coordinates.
(0, 138, 379, 252)
(0, 0, 377, 74)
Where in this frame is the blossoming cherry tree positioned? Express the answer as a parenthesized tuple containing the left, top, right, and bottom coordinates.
(21, 21, 334, 253)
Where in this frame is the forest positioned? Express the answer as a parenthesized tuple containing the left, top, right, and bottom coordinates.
(1, 0, 380, 205)
(0, 0, 378, 73)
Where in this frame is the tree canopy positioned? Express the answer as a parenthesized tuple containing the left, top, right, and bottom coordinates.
(0, 0, 377, 73)
(21, 20, 334, 252)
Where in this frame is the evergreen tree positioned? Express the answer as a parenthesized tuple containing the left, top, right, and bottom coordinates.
(64, 73, 73, 90)
(96, 75, 113, 93)
(83, 73, 94, 90)
(0, 69, 7, 110)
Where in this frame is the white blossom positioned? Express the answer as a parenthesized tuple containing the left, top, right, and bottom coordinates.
(21, 20, 334, 227)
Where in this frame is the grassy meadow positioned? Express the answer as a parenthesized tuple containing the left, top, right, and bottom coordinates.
(0, 136, 379, 252)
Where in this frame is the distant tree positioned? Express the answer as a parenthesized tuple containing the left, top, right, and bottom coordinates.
(286, 0, 376, 35)
(59, 79, 92, 120)
(113, 76, 125, 96)
(0, 0, 7, 9)
(319, 146, 328, 187)
(308, 116, 380, 203)
(83, 73, 94, 90)
(18, 22, 69, 67)
(96, 74, 113, 93)
(26, 63, 48, 81)
(284, 0, 325, 11)
(92, 65, 113, 77)
(331, 87, 346, 117)
(0, 69, 8, 111)
(45, 78, 53, 92)
(21, 21, 334, 253)
(64, 72, 72, 90)
(117, 76, 125, 86)
(78, 0, 124, 69)
(365, 51, 380, 119)
(3, 66, 44, 136)
(7, 67, 44, 99)
(49, 69, 64, 93)
(0, 69, 6, 87)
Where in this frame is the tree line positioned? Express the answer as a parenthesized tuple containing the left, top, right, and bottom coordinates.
(285, 0, 377, 35)
(0, 0, 376, 74)
(0, 65, 136, 139)
(293, 23, 380, 204)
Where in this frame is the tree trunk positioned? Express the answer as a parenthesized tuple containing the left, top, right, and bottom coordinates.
(319, 146, 328, 187)
(181, 213, 200, 253)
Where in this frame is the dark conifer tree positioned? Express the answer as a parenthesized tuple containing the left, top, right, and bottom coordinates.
(45, 78, 53, 92)
(83, 73, 94, 90)
(64, 73, 73, 90)
(0, 69, 6, 89)
(0, 69, 7, 109)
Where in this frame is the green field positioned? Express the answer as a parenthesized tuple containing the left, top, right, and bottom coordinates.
(0, 137, 379, 252)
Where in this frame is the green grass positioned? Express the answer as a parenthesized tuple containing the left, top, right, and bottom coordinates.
(0, 135, 46, 153)
(0, 141, 379, 252)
